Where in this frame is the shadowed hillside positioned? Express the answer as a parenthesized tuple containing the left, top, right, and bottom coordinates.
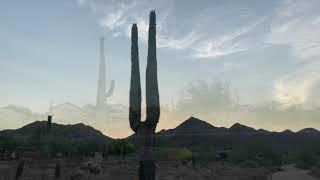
(156, 117, 320, 153)
(3, 116, 319, 149)
(0, 121, 112, 144)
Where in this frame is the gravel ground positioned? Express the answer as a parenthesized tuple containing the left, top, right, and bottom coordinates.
(272, 164, 318, 180)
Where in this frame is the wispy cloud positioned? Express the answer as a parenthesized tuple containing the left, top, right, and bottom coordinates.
(273, 77, 314, 107)
(193, 16, 267, 58)
(158, 32, 200, 50)
(267, 0, 320, 59)
(268, 0, 320, 108)
(85, 0, 200, 50)
(76, 0, 266, 58)
(97, 0, 139, 30)
(192, 28, 250, 58)
(77, 0, 87, 7)
(76, 0, 320, 107)
(272, 61, 320, 107)
(60, 1, 320, 60)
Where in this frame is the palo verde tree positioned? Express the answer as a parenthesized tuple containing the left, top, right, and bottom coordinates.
(129, 10, 160, 180)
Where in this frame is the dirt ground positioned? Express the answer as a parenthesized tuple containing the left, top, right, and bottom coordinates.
(0, 159, 273, 180)
(271, 164, 318, 180)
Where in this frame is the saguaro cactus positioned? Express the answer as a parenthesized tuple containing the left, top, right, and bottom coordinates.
(55, 161, 61, 178)
(96, 37, 115, 109)
(129, 10, 160, 180)
(47, 115, 52, 133)
(15, 160, 24, 180)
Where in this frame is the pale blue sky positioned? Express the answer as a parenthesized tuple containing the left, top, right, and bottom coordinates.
(1, 0, 320, 114)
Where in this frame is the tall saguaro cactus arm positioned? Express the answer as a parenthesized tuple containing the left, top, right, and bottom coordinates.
(129, 24, 142, 133)
(146, 10, 160, 131)
(106, 80, 115, 98)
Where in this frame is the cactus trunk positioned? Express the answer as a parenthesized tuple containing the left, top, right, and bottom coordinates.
(46, 115, 52, 133)
(129, 10, 160, 180)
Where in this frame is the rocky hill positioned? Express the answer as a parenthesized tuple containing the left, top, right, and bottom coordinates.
(1, 116, 319, 149)
(0, 121, 112, 144)
(156, 117, 320, 150)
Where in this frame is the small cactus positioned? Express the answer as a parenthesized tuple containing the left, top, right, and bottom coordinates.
(15, 160, 24, 180)
(55, 161, 61, 178)
(47, 115, 52, 133)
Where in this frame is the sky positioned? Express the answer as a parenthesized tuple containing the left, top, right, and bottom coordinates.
(1, 0, 320, 137)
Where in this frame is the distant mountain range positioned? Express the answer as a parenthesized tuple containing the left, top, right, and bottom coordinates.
(1, 116, 319, 149)
(0, 104, 129, 138)
(156, 117, 320, 150)
(158, 117, 320, 135)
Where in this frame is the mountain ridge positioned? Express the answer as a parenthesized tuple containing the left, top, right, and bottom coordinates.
(1, 116, 319, 144)
(0, 120, 113, 144)
(158, 116, 319, 136)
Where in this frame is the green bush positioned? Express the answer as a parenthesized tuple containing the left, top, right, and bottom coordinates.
(190, 146, 217, 161)
(50, 139, 76, 155)
(105, 140, 136, 156)
(48, 138, 103, 156)
(76, 141, 101, 155)
(0, 135, 16, 150)
(167, 148, 192, 160)
(296, 144, 320, 169)
(229, 140, 282, 166)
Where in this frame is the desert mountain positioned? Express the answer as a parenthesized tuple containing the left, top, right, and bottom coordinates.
(159, 117, 259, 136)
(160, 117, 319, 135)
(156, 117, 320, 149)
(229, 123, 256, 133)
(1, 116, 320, 148)
(297, 128, 320, 134)
(174, 117, 227, 133)
(0, 121, 112, 144)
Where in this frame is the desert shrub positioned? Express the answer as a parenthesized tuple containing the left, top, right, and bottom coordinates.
(49, 138, 76, 155)
(190, 146, 217, 162)
(177, 80, 238, 113)
(105, 139, 136, 156)
(167, 148, 192, 160)
(229, 140, 282, 166)
(0, 135, 16, 150)
(48, 138, 104, 156)
(154, 137, 171, 147)
(76, 141, 102, 155)
(296, 144, 320, 169)
(297, 150, 315, 169)
(294, 142, 320, 169)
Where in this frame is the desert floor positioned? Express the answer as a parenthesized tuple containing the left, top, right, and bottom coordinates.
(0, 159, 277, 180)
(271, 164, 318, 180)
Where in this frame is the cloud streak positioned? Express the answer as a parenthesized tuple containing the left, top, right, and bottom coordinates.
(272, 61, 320, 108)
(77, 0, 320, 108)
(267, 0, 320, 108)
(77, 0, 268, 58)
(192, 25, 254, 58)
(267, 0, 320, 59)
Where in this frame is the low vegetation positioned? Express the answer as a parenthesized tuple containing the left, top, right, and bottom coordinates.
(0, 135, 16, 150)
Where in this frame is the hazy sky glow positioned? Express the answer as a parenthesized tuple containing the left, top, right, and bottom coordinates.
(1, 0, 320, 137)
